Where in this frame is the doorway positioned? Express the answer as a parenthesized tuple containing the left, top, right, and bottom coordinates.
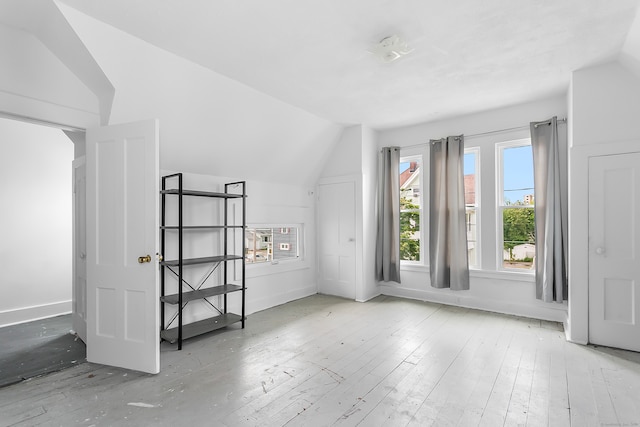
(0, 117, 84, 385)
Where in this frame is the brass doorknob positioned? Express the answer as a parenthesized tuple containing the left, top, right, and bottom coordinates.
(138, 255, 152, 263)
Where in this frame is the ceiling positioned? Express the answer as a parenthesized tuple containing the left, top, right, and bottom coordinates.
(55, 0, 640, 129)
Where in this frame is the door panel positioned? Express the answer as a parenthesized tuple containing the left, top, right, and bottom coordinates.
(87, 120, 159, 374)
(318, 181, 356, 299)
(589, 153, 640, 351)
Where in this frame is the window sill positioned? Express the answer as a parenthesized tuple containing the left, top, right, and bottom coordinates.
(400, 264, 535, 283)
(245, 258, 310, 278)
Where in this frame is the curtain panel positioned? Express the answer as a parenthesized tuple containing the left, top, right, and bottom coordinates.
(531, 117, 568, 302)
(375, 146, 401, 283)
(429, 136, 470, 290)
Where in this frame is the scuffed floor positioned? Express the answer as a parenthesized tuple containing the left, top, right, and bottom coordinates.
(0, 314, 86, 388)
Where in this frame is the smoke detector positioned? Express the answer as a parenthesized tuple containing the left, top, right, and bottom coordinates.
(370, 35, 413, 63)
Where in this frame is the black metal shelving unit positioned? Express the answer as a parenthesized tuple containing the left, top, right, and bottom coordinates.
(160, 173, 246, 350)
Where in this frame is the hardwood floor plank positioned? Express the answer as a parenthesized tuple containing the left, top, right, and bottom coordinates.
(503, 332, 537, 426)
(477, 329, 528, 426)
(454, 313, 517, 426)
(564, 342, 601, 425)
(545, 340, 571, 426)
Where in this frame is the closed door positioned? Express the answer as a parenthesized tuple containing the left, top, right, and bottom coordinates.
(318, 181, 356, 299)
(589, 152, 640, 352)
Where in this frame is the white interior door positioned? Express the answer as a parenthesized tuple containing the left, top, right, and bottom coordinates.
(86, 119, 160, 374)
(589, 152, 640, 352)
(318, 181, 356, 299)
(72, 156, 87, 343)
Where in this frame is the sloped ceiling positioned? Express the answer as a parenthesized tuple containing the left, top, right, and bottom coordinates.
(621, 6, 640, 78)
(0, 0, 114, 126)
(58, 0, 640, 129)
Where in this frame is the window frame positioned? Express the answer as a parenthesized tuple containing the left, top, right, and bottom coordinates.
(496, 138, 535, 273)
(245, 224, 303, 266)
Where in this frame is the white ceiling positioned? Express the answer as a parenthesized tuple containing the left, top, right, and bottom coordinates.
(57, 0, 640, 129)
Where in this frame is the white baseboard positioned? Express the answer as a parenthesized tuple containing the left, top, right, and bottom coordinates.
(379, 285, 567, 323)
(0, 300, 72, 328)
(247, 284, 318, 315)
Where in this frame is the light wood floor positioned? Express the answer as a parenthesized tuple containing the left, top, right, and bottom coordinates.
(1, 295, 639, 426)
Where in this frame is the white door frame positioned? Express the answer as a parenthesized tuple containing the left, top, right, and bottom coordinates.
(317, 175, 363, 301)
(568, 139, 640, 345)
(72, 155, 87, 343)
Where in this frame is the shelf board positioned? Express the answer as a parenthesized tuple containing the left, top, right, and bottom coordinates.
(160, 255, 243, 266)
(160, 225, 244, 230)
(160, 284, 243, 304)
(160, 313, 243, 343)
(161, 189, 245, 199)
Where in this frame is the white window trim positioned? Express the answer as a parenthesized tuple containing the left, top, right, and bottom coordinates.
(495, 138, 534, 273)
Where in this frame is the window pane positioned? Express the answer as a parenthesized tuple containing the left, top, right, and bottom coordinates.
(400, 160, 421, 208)
(503, 145, 534, 205)
(245, 227, 299, 263)
(400, 210, 420, 261)
(400, 158, 421, 261)
(502, 208, 535, 270)
(466, 207, 477, 267)
(464, 151, 477, 267)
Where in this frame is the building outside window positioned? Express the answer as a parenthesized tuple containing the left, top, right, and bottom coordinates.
(245, 227, 300, 264)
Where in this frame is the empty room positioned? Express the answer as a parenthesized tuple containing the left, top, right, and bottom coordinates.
(1, 0, 640, 425)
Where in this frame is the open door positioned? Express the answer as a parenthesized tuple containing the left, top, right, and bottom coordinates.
(86, 119, 160, 374)
(72, 156, 87, 343)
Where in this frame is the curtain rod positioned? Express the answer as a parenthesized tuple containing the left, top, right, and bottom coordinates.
(400, 117, 567, 151)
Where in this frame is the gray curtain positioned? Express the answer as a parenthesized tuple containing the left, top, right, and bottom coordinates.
(429, 136, 469, 290)
(375, 147, 401, 282)
(531, 117, 568, 302)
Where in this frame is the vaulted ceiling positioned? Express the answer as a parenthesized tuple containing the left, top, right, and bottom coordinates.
(56, 0, 640, 129)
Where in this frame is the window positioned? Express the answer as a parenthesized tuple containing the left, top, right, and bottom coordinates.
(464, 149, 479, 268)
(399, 156, 422, 261)
(497, 139, 535, 271)
(245, 226, 300, 264)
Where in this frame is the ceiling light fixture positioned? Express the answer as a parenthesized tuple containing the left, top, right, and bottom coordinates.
(369, 35, 413, 63)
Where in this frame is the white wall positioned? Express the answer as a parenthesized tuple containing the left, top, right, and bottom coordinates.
(361, 126, 379, 301)
(0, 118, 74, 326)
(0, 23, 100, 128)
(376, 96, 568, 322)
(567, 60, 640, 343)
